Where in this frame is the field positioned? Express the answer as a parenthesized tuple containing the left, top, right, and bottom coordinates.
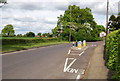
(1, 37, 68, 53)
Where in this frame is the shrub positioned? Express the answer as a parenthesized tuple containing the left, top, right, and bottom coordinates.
(106, 29, 120, 80)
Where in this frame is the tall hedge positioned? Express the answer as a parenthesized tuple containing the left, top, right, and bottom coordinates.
(106, 29, 120, 79)
(2, 38, 58, 45)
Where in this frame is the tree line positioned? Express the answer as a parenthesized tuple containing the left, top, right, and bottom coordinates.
(1, 24, 52, 37)
(1, 5, 107, 41)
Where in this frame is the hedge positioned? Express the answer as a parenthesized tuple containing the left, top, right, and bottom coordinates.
(2, 38, 58, 45)
(106, 29, 120, 79)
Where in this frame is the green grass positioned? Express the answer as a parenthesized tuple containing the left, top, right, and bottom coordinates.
(2, 41, 69, 53)
(1, 37, 54, 39)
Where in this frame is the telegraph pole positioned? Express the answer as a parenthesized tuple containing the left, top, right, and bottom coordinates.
(69, 5, 72, 42)
(106, 0, 109, 35)
(105, 0, 109, 62)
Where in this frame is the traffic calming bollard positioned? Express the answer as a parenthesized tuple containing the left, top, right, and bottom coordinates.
(78, 41, 82, 49)
(76, 40, 77, 47)
(83, 40, 86, 46)
(73, 42, 75, 47)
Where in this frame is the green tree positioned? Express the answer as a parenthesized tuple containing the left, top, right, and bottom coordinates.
(42, 33, 52, 37)
(26, 32, 35, 37)
(109, 13, 120, 31)
(95, 25, 105, 36)
(17, 34, 22, 37)
(52, 5, 98, 41)
(1, 24, 15, 37)
(37, 33, 41, 37)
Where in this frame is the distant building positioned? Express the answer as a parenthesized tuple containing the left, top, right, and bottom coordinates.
(35, 35, 40, 37)
(99, 32, 106, 37)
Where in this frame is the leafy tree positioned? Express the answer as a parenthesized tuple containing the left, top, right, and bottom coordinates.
(52, 5, 98, 41)
(26, 32, 35, 37)
(109, 13, 120, 31)
(1, 24, 15, 37)
(42, 33, 52, 37)
(96, 25, 105, 32)
(17, 34, 22, 37)
(95, 25, 105, 36)
(37, 33, 41, 37)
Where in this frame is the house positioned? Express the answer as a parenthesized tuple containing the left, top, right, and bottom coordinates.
(99, 32, 106, 37)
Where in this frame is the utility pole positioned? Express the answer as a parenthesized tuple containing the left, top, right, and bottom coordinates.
(106, 0, 109, 35)
(105, 0, 109, 62)
(69, 5, 72, 42)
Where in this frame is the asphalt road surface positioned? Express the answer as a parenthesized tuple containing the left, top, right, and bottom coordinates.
(2, 41, 104, 79)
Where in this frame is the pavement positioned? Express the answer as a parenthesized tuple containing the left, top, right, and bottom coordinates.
(2, 41, 108, 80)
(85, 43, 109, 79)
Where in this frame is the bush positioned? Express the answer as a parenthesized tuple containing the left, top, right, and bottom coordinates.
(106, 29, 120, 80)
(2, 38, 58, 45)
(25, 32, 35, 37)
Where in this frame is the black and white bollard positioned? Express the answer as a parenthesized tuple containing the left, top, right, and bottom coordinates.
(73, 42, 75, 47)
(75, 40, 77, 47)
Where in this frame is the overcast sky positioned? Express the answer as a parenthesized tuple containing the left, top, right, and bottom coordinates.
(0, 0, 119, 35)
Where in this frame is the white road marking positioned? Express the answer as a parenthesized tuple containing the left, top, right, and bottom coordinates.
(81, 69, 85, 75)
(68, 49, 71, 54)
(79, 51, 84, 56)
(68, 58, 74, 60)
(64, 58, 69, 72)
(84, 46, 88, 51)
(76, 75, 81, 80)
(63, 58, 77, 72)
(66, 68, 78, 73)
(70, 54, 79, 55)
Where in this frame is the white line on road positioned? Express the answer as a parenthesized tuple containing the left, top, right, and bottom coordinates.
(64, 58, 69, 72)
(84, 46, 88, 51)
(76, 75, 81, 81)
(70, 54, 79, 55)
(68, 58, 74, 60)
(79, 51, 84, 56)
(68, 49, 71, 54)
(64, 58, 77, 72)
(81, 69, 85, 75)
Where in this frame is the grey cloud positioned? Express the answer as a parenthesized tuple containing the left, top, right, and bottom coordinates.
(1, 0, 119, 34)
(13, 17, 37, 22)
(3, 2, 44, 10)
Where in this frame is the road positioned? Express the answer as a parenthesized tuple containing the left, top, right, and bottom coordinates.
(2, 41, 104, 79)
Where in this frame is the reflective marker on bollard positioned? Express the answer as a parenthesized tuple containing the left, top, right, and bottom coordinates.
(78, 41, 82, 49)
(73, 42, 75, 47)
(83, 40, 86, 46)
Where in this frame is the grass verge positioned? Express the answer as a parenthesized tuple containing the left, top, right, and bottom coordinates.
(2, 41, 69, 53)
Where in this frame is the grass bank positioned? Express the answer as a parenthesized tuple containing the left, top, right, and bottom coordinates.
(2, 41, 69, 53)
(1, 37, 69, 53)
